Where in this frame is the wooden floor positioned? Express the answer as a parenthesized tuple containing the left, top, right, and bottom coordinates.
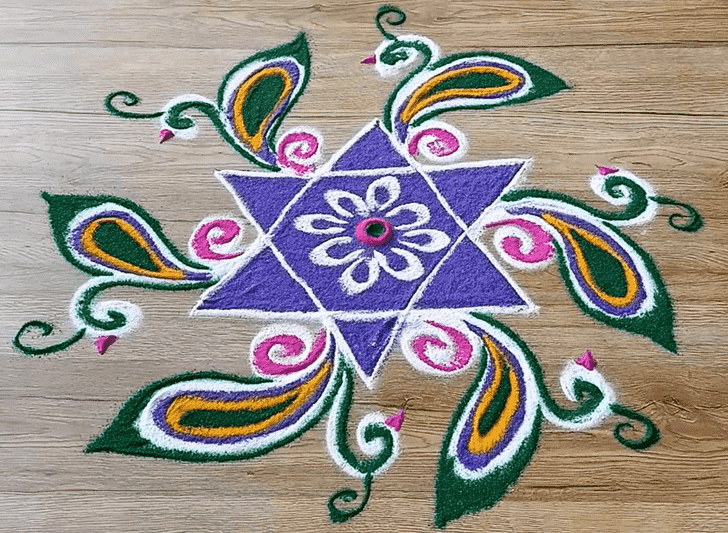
(2, 1, 728, 531)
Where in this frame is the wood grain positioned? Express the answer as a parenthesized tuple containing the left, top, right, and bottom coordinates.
(2, 1, 727, 531)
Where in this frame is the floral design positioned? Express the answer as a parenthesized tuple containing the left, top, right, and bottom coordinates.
(15, 5, 702, 529)
(194, 120, 533, 383)
(295, 175, 451, 295)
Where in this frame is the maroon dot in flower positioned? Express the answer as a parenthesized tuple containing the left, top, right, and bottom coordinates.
(355, 217, 394, 246)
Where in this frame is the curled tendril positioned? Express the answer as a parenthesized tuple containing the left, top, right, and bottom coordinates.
(651, 196, 703, 232)
(105, 91, 164, 119)
(603, 175, 647, 202)
(328, 474, 373, 523)
(541, 378, 607, 424)
(72, 274, 211, 334)
(13, 321, 86, 356)
(611, 403, 661, 450)
(376, 5, 406, 40)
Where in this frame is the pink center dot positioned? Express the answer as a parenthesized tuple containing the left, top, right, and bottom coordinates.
(355, 217, 394, 246)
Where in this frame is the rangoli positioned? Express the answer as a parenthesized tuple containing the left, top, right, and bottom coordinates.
(14, 6, 702, 528)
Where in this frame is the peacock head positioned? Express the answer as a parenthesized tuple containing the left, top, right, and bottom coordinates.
(364, 35, 440, 78)
(362, 6, 439, 77)
(157, 95, 210, 143)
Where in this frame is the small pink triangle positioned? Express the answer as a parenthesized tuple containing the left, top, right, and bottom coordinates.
(361, 55, 376, 65)
(597, 166, 618, 176)
(385, 410, 406, 432)
(575, 350, 597, 371)
(159, 129, 175, 144)
(95, 335, 118, 355)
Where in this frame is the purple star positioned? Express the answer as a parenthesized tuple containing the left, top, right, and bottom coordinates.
(193, 120, 533, 385)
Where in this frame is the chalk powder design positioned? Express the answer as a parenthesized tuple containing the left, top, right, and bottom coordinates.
(14, 6, 703, 528)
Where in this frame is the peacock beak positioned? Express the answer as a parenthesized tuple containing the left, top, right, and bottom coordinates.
(159, 129, 175, 143)
(384, 410, 405, 432)
(361, 55, 376, 65)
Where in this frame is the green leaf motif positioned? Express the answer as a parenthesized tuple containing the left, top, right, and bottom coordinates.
(434, 322, 543, 528)
(434, 313, 632, 527)
(554, 225, 678, 353)
(501, 187, 678, 353)
(42, 192, 210, 279)
(380, 34, 569, 141)
(87, 354, 341, 462)
(87, 371, 265, 461)
(216, 33, 311, 168)
(411, 51, 569, 129)
(106, 34, 311, 172)
(435, 416, 542, 528)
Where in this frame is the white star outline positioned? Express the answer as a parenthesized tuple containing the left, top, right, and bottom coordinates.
(192, 119, 537, 388)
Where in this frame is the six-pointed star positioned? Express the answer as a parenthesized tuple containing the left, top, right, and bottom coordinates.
(194, 120, 535, 386)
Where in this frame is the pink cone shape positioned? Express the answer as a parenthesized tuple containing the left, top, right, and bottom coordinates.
(95, 335, 118, 355)
(597, 166, 618, 176)
(361, 55, 376, 65)
(385, 410, 406, 432)
(575, 350, 598, 371)
(159, 129, 175, 144)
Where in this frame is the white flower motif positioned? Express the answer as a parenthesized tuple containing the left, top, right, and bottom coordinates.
(294, 176, 451, 295)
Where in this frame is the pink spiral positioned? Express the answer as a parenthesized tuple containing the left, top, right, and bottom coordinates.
(191, 218, 243, 261)
(410, 322, 472, 373)
(252, 329, 327, 375)
(408, 128, 460, 159)
(485, 218, 555, 264)
(277, 131, 321, 176)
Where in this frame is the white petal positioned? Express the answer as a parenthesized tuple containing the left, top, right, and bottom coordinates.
(366, 175, 400, 212)
(398, 229, 451, 253)
(339, 257, 381, 295)
(374, 248, 424, 281)
(309, 237, 362, 266)
(294, 214, 347, 235)
(385, 202, 430, 230)
(324, 190, 370, 218)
